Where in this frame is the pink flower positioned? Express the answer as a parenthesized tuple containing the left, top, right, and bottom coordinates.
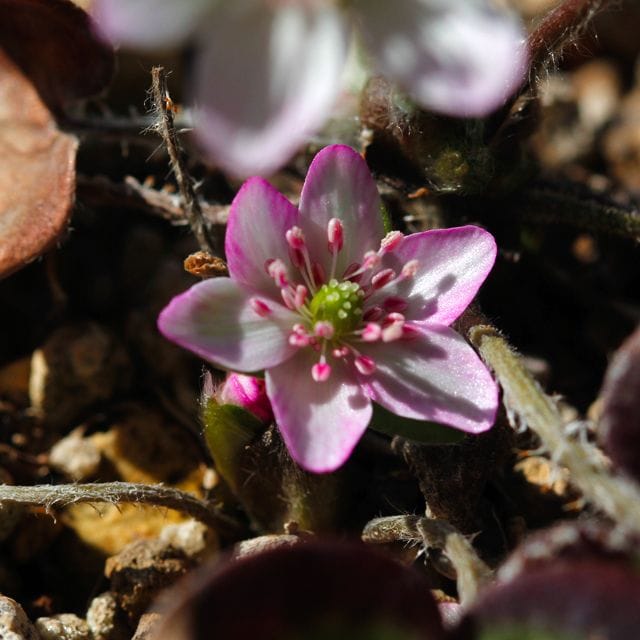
(92, 0, 526, 177)
(158, 145, 499, 472)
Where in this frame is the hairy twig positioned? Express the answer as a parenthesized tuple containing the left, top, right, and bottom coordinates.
(362, 515, 492, 605)
(512, 179, 640, 241)
(527, 0, 614, 84)
(467, 323, 640, 533)
(149, 67, 217, 253)
(76, 174, 229, 227)
(0, 482, 240, 535)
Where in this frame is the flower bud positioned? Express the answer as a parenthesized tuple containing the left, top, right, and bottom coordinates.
(217, 373, 273, 424)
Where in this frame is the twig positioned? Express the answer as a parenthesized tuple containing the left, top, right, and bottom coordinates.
(467, 323, 640, 534)
(76, 174, 229, 227)
(0, 482, 240, 535)
(149, 67, 217, 253)
(362, 515, 492, 605)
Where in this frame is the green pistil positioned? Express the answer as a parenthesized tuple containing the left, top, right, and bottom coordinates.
(309, 279, 364, 337)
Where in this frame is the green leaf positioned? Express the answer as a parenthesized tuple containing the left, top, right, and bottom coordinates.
(368, 403, 466, 444)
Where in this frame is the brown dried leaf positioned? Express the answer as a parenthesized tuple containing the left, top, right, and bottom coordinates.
(0, 50, 78, 278)
(0, 0, 114, 113)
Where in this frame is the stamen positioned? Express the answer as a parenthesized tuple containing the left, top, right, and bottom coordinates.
(362, 251, 381, 271)
(380, 231, 404, 254)
(401, 259, 419, 278)
(342, 262, 361, 280)
(355, 355, 376, 376)
(250, 298, 271, 317)
(361, 322, 382, 342)
(311, 358, 331, 382)
(327, 218, 344, 254)
(383, 296, 408, 313)
(332, 345, 350, 358)
(363, 306, 384, 322)
(289, 323, 311, 347)
(371, 268, 396, 290)
(402, 324, 421, 340)
(267, 259, 289, 287)
(311, 262, 326, 288)
(382, 312, 405, 342)
(314, 321, 335, 339)
(281, 288, 296, 310)
(294, 284, 308, 309)
(285, 226, 306, 250)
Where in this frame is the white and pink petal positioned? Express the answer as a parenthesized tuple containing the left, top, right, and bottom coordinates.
(225, 177, 299, 301)
(92, 0, 213, 49)
(298, 145, 385, 278)
(353, 0, 527, 117)
(368, 225, 496, 327)
(157, 278, 297, 372)
(266, 351, 372, 473)
(358, 324, 498, 434)
(194, 2, 348, 178)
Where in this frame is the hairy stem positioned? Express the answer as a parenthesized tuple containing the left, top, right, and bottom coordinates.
(0, 482, 240, 535)
(527, 0, 613, 83)
(513, 180, 640, 241)
(467, 324, 640, 533)
(150, 66, 217, 254)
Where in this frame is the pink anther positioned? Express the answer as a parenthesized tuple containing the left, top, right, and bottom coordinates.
(361, 322, 382, 342)
(285, 226, 306, 250)
(314, 321, 335, 339)
(327, 218, 344, 254)
(355, 355, 377, 375)
(371, 268, 396, 290)
(383, 296, 408, 313)
(380, 231, 404, 254)
(401, 259, 419, 278)
(294, 284, 308, 308)
(311, 360, 331, 382)
(250, 298, 271, 317)
(267, 259, 289, 287)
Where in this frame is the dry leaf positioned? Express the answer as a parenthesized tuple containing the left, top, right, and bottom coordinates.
(0, 50, 78, 278)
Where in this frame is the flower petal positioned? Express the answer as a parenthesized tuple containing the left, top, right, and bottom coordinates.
(158, 278, 297, 372)
(92, 0, 212, 49)
(298, 145, 384, 277)
(359, 325, 498, 434)
(354, 0, 527, 117)
(368, 225, 496, 326)
(225, 177, 299, 301)
(194, 3, 348, 177)
(266, 351, 372, 473)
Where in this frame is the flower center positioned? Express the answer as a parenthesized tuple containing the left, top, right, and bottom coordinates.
(309, 279, 364, 338)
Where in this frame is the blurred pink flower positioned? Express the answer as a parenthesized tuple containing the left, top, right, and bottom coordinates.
(158, 144, 499, 472)
(93, 0, 526, 177)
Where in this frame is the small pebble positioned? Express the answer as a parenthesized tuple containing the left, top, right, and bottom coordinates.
(49, 429, 101, 481)
(35, 614, 90, 640)
(0, 596, 39, 640)
(159, 520, 218, 561)
(86, 592, 129, 640)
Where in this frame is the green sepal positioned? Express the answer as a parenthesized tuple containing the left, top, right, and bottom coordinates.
(201, 399, 265, 493)
(368, 403, 465, 444)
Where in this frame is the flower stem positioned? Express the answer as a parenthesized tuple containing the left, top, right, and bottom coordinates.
(526, 0, 614, 85)
(512, 179, 640, 240)
(0, 482, 241, 535)
(467, 323, 640, 533)
(149, 66, 218, 254)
